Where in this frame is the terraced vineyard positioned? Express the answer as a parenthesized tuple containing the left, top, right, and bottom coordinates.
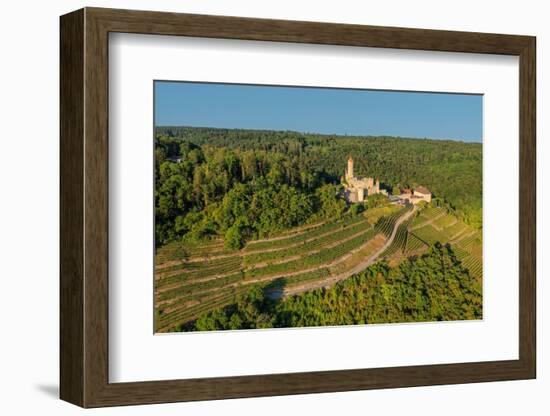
(155, 205, 406, 332)
(404, 233, 428, 254)
(375, 205, 412, 237)
(380, 217, 412, 259)
(407, 207, 483, 279)
(410, 206, 444, 228)
(243, 216, 371, 265)
(370, 206, 482, 284)
(155, 204, 482, 332)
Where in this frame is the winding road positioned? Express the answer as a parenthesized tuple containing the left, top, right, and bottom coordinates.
(278, 205, 417, 298)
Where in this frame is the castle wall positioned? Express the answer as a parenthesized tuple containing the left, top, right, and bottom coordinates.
(413, 190, 432, 203)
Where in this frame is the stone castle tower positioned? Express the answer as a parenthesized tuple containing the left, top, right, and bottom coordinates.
(346, 156, 354, 181)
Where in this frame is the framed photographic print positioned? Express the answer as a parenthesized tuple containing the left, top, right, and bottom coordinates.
(60, 7, 536, 408)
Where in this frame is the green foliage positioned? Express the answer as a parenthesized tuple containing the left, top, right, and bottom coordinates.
(224, 218, 248, 250)
(193, 284, 275, 331)
(157, 126, 482, 227)
(365, 193, 388, 209)
(155, 126, 482, 247)
(155, 136, 320, 245)
(314, 184, 346, 219)
(349, 202, 365, 215)
(155, 127, 482, 247)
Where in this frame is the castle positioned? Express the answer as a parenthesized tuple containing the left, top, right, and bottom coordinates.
(342, 156, 382, 203)
(342, 156, 431, 205)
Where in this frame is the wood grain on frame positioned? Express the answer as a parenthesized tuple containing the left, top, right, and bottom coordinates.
(60, 7, 536, 408)
(60, 8, 84, 406)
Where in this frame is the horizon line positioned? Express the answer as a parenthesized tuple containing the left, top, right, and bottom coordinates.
(154, 124, 482, 144)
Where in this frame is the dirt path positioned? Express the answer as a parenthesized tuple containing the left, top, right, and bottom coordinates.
(278, 206, 417, 298)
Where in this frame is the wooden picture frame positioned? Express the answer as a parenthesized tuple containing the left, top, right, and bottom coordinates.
(60, 7, 536, 408)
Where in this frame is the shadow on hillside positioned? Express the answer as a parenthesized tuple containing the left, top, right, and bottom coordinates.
(263, 279, 287, 301)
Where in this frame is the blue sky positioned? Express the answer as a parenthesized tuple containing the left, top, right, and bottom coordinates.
(155, 81, 483, 142)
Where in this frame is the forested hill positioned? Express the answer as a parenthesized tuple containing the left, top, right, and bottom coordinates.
(155, 126, 482, 240)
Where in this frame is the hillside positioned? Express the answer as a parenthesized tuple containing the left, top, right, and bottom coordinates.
(155, 126, 483, 232)
(155, 204, 482, 332)
(154, 126, 483, 332)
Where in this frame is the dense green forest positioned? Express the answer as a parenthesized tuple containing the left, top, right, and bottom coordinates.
(182, 244, 482, 331)
(155, 126, 482, 248)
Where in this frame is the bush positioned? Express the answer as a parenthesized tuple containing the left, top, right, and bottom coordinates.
(224, 223, 245, 250)
(350, 203, 365, 215)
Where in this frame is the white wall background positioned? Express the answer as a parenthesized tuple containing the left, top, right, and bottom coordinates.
(0, 0, 545, 414)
